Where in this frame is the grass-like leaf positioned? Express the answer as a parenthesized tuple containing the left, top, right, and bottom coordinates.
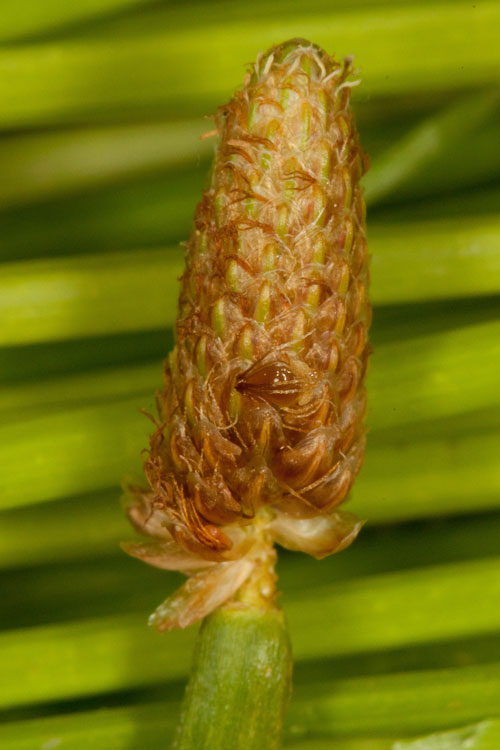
(0, 120, 211, 210)
(1, 665, 500, 744)
(1, 320, 499, 513)
(2, 221, 500, 346)
(364, 90, 500, 207)
(0, 0, 156, 43)
(2, 318, 499, 425)
(1, 2, 499, 128)
(2, 556, 500, 708)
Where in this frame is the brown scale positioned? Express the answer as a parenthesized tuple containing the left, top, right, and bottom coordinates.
(236, 359, 305, 407)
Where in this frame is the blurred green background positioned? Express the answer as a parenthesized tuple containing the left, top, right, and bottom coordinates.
(1, 1, 500, 748)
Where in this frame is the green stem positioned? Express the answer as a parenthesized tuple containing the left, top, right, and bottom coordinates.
(173, 604, 292, 750)
(173, 535, 292, 748)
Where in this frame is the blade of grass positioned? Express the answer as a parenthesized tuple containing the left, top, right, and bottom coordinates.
(369, 214, 500, 305)
(0, 701, 397, 750)
(369, 185, 500, 224)
(0, 387, 498, 513)
(2, 556, 500, 707)
(6, 511, 500, 626)
(371, 296, 500, 347)
(82, 0, 454, 38)
(363, 89, 500, 207)
(2, 698, 499, 750)
(1, 294, 497, 387)
(293, 743, 393, 750)
(1, 88, 498, 212)
(0, 613, 194, 708)
(0, 396, 148, 510)
(0, 2, 499, 129)
(367, 320, 500, 430)
(2, 216, 500, 346)
(0, 331, 172, 386)
(0, 0, 157, 44)
(0, 491, 129, 569)
(0, 249, 184, 346)
(0, 169, 205, 262)
(293, 636, 500, 687)
(0, 120, 211, 210)
(0, 555, 180, 629)
(284, 556, 500, 664)
(289, 663, 500, 738)
(0, 361, 161, 420)
(351, 409, 500, 522)
(2, 319, 498, 430)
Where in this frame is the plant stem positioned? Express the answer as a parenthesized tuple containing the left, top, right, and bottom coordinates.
(172, 599, 292, 749)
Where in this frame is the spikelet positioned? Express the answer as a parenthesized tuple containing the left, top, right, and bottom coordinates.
(124, 39, 371, 630)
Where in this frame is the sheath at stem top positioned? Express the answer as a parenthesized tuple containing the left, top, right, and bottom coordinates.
(124, 38, 371, 630)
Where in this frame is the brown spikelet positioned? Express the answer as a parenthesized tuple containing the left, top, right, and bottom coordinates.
(124, 39, 371, 630)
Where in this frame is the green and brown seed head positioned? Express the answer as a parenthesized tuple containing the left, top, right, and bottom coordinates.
(125, 39, 370, 626)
